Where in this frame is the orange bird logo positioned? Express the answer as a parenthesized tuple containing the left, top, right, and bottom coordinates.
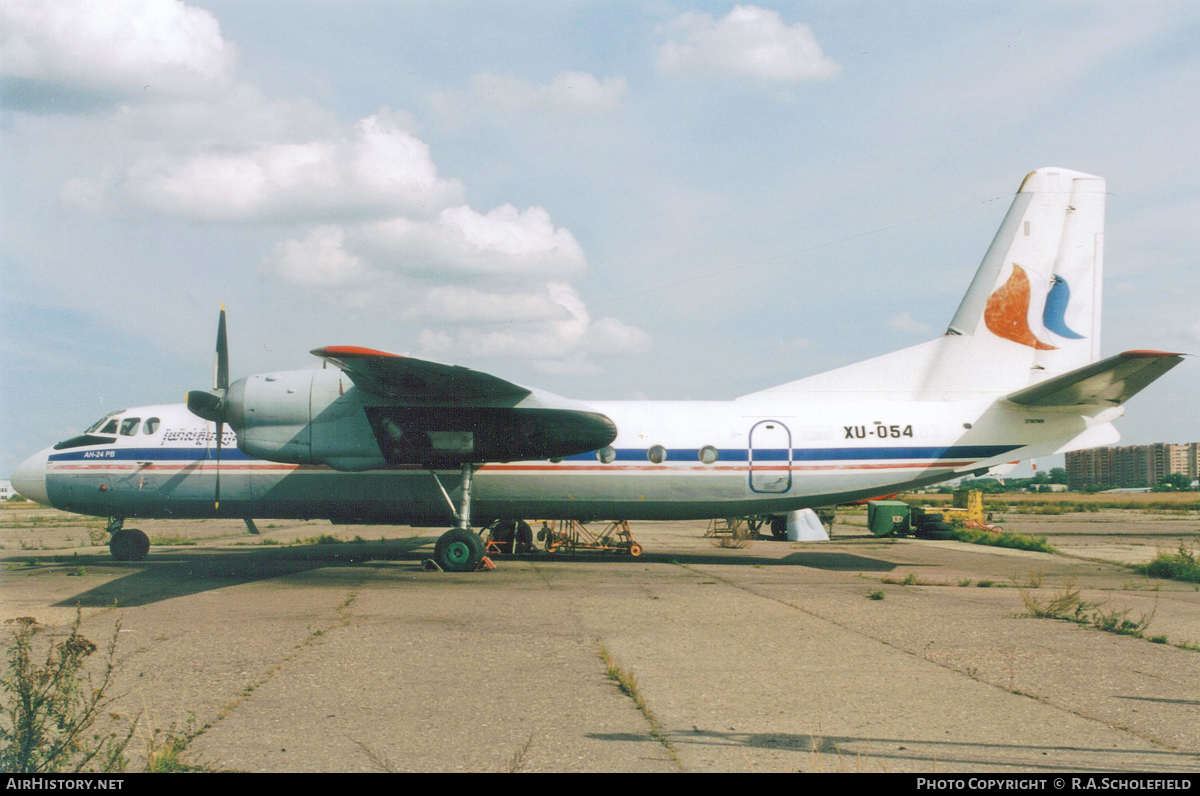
(983, 264, 1057, 350)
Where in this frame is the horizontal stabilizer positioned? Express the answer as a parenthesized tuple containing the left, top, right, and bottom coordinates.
(1004, 351, 1184, 407)
(311, 346, 531, 403)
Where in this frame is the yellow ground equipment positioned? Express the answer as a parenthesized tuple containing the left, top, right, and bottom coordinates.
(942, 490, 985, 524)
(537, 519, 643, 556)
(912, 490, 999, 537)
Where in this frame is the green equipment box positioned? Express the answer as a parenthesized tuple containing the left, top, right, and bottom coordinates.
(866, 500, 911, 537)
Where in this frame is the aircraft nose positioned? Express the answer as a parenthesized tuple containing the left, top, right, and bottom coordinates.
(11, 448, 50, 505)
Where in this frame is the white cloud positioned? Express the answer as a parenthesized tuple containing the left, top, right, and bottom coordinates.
(657, 5, 839, 83)
(357, 204, 586, 277)
(414, 282, 650, 368)
(266, 226, 369, 288)
(467, 70, 627, 115)
(887, 312, 930, 335)
(121, 115, 464, 221)
(267, 215, 644, 370)
(0, 0, 235, 105)
(405, 285, 573, 324)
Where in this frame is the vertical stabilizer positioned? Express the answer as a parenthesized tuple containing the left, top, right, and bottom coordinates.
(945, 167, 1105, 381)
(740, 168, 1107, 402)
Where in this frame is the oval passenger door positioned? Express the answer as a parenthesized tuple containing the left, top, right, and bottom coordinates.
(749, 420, 792, 493)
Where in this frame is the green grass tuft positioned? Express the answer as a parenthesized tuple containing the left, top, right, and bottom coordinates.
(951, 527, 1056, 554)
(1137, 545, 1200, 584)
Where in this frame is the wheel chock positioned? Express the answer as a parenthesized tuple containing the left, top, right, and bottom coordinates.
(476, 556, 495, 571)
(421, 558, 443, 572)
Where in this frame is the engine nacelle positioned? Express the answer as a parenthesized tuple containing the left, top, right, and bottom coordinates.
(228, 369, 387, 470)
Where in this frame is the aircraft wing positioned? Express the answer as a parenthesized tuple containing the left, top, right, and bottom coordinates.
(311, 346, 531, 403)
(1004, 350, 1185, 407)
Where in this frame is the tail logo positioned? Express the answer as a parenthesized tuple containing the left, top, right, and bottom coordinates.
(983, 264, 1057, 350)
(1042, 275, 1085, 339)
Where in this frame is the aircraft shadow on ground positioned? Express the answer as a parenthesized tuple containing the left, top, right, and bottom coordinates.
(523, 549, 900, 571)
(43, 538, 437, 608)
(585, 730, 1194, 772)
(20, 542, 898, 609)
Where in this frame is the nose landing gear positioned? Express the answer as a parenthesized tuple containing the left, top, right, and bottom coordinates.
(105, 517, 150, 561)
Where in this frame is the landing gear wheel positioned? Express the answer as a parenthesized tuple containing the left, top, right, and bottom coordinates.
(514, 520, 534, 553)
(770, 515, 788, 540)
(435, 528, 485, 572)
(109, 528, 150, 561)
(488, 519, 516, 550)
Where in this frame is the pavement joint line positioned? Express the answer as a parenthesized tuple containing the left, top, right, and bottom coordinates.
(178, 586, 363, 761)
(530, 559, 685, 771)
(598, 643, 683, 771)
(676, 562, 1183, 756)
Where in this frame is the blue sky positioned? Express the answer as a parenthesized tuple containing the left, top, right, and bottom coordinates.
(2, 1, 1198, 477)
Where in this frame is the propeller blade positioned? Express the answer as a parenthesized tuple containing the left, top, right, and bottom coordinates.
(214, 305, 229, 392)
(214, 419, 223, 510)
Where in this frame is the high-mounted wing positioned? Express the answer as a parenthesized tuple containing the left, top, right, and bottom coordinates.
(312, 345, 531, 404)
(1005, 350, 1185, 407)
(311, 345, 616, 464)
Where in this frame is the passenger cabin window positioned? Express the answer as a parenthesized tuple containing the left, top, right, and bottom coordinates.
(647, 445, 667, 464)
(143, 418, 160, 435)
(698, 445, 719, 464)
(120, 418, 141, 436)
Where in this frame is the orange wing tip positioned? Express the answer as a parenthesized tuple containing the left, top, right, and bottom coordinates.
(311, 345, 405, 359)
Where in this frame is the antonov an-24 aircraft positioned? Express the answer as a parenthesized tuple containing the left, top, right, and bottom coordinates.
(12, 168, 1185, 571)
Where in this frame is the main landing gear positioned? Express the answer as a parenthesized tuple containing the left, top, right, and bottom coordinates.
(106, 517, 150, 561)
(431, 464, 486, 573)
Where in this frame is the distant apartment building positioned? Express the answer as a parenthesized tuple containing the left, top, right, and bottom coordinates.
(1066, 443, 1200, 490)
(0, 479, 13, 500)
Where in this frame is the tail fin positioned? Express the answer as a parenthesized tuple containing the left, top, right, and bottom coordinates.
(947, 167, 1105, 382)
(741, 167, 1106, 402)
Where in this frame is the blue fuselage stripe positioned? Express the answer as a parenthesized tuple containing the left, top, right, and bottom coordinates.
(49, 444, 1019, 465)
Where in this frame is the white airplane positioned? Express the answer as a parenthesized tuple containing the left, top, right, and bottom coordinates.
(12, 168, 1184, 571)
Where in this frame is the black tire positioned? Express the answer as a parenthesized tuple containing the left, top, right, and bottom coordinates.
(770, 515, 788, 540)
(917, 521, 955, 540)
(489, 519, 516, 545)
(514, 521, 534, 553)
(110, 528, 150, 561)
(434, 528, 484, 572)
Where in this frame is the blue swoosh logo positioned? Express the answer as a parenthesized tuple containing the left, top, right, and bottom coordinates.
(1042, 275, 1085, 339)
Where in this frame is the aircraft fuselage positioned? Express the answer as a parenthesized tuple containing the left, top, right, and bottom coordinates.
(19, 392, 1083, 525)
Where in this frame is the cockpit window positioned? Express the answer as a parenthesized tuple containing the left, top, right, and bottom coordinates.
(86, 411, 124, 434)
(99, 419, 119, 435)
(120, 418, 141, 436)
(143, 418, 160, 435)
